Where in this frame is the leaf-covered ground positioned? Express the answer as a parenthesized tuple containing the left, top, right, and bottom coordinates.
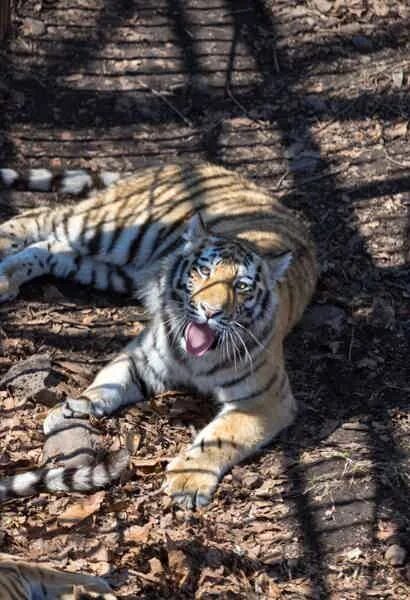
(0, 1, 409, 598)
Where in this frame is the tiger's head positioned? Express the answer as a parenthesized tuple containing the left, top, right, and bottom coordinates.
(165, 214, 292, 361)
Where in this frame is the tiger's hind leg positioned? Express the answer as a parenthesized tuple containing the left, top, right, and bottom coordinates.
(0, 240, 57, 302)
(0, 555, 115, 598)
(0, 238, 144, 303)
(0, 207, 52, 259)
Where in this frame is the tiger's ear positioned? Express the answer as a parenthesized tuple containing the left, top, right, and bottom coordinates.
(182, 213, 207, 252)
(267, 250, 292, 284)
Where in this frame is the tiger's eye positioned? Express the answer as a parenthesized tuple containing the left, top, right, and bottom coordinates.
(197, 265, 211, 278)
(236, 281, 251, 292)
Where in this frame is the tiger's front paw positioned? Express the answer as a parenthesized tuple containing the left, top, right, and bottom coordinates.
(163, 453, 220, 510)
(43, 397, 93, 435)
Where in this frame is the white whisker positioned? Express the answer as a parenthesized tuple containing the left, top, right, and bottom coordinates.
(234, 320, 265, 350)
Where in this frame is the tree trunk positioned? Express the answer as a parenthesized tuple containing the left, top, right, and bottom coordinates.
(0, 0, 11, 42)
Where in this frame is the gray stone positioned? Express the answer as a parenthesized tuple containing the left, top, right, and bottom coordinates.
(385, 544, 407, 567)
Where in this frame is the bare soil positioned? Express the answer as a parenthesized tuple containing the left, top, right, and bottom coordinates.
(0, 1, 409, 598)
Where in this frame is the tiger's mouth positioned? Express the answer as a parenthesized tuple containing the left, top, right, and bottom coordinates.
(184, 321, 218, 357)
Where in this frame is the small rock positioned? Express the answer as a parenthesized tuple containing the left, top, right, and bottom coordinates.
(312, 0, 333, 14)
(22, 18, 46, 37)
(241, 472, 263, 489)
(392, 70, 404, 89)
(0, 354, 59, 402)
(385, 544, 407, 567)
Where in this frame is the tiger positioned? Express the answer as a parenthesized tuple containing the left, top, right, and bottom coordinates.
(0, 553, 116, 599)
(0, 162, 317, 508)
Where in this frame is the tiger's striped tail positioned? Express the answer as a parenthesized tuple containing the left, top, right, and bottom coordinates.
(0, 167, 123, 195)
(0, 449, 129, 503)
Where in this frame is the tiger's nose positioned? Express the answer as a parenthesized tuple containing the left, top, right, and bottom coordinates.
(201, 304, 224, 319)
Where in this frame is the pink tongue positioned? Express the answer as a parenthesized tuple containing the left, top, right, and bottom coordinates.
(185, 322, 216, 357)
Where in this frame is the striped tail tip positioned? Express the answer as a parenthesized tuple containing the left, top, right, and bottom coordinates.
(0, 449, 130, 502)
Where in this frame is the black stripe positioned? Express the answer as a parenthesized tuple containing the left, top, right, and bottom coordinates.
(118, 267, 135, 295)
(33, 217, 41, 238)
(152, 328, 171, 365)
(61, 209, 73, 241)
(139, 378, 149, 399)
(278, 373, 288, 395)
(142, 223, 169, 258)
(139, 347, 163, 381)
(123, 221, 151, 264)
(163, 314, 186, 362)
(170, 289, 183, 304)
(225, 372, 278, 403)
(259, 289, 271, 317)
(78, 210, 91, 253)
(245, 320, 276, 356)
(104, 193, 138, 254)
(87, 220, 105, 256)
(51, 213, 60, 242)
(108, 268, 127, 293)
(0, 573, 22, 598)
(74, 255, 82, 270)
(88, 263, 96, 287)
(77, 394, 91, 403)
(221, 358, 266, 388)
(202, 355, 233, 376)
(48, 257, 58, 272)
(128, 354, 139, 384)
(62, 466, 75, 491)
(153, 234, 185, 259)
(106, 223, 126, 255)
(169, 256, 188, 287)
(154, 213, 192, 250)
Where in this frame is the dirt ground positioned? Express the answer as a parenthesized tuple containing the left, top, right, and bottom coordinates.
(0, 1, 409, 598)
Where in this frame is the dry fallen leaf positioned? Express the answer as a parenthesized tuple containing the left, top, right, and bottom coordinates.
(344, 547, 363, 561)
(58, 491, 106, 527)
(148, 556, 164, 578)
(376, 520, 399, 542)
(123, 522, 152, 544)
(167, 548, 191, 586)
